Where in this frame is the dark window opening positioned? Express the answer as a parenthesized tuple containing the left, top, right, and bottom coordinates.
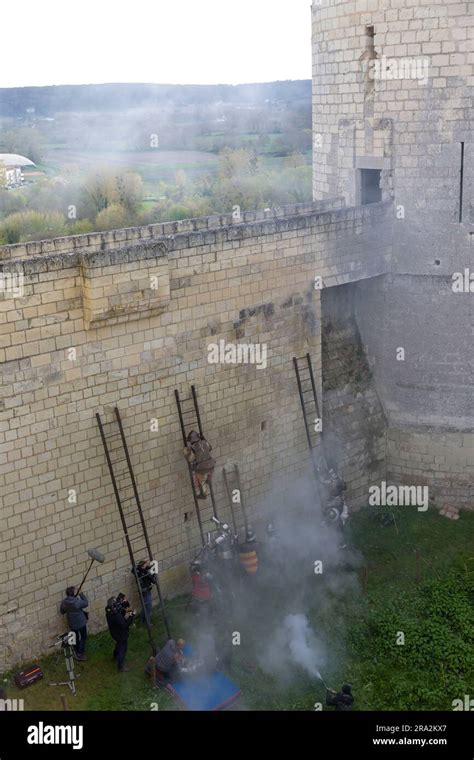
(360, 169, 382, 205)
(360, 25, 377, 100)
(459, 142, 464, 222)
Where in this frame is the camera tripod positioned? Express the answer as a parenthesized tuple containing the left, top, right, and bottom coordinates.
(48, 634, 81, 696)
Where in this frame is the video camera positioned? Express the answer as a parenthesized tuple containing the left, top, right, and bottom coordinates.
(50, 632, 75, 649)
(106, 593, 134, 617)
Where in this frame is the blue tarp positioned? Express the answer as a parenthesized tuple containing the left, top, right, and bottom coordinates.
(167, 670, 241, 711)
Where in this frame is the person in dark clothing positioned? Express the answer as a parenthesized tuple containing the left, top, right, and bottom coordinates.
(60, 586, 89, 661)
(184, 430, 215, 499)
(132, 560, 156, 624)
(326, 683, 354, 711)
(153, 638, 186, 682)
(321, 467, 349, 524)
(105, 595, 135, 673)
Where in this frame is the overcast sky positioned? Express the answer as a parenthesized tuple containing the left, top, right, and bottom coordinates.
(2, 0, 311, 88)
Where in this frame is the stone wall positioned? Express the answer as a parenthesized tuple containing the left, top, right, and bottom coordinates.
(312, 0, 473, 262)
(311, 0, 473, 508)
(354, 273, 474, 508)
(0, 201, 392, 670)
(1, 0, 472, 674)
(0, 200, 344, 262)
(321, 283, 386, 508)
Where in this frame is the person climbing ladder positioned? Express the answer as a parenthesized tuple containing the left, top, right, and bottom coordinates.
(184, 430, 216, 499)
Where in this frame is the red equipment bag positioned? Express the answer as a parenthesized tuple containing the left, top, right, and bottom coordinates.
(14, 665, 43, 689)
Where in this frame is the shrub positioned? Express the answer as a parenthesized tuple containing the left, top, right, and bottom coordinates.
(0, 210, 68, 243)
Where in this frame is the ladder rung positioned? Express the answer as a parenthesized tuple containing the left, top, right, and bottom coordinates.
(127, 529, 146, 539)
(97, 414, 156, 582)
(129, 541, 147, 551)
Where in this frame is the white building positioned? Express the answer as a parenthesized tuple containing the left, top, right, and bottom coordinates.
(0, 153, 36, 189)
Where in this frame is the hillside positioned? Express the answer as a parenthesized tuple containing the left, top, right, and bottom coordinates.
(0, 80, 311, 116)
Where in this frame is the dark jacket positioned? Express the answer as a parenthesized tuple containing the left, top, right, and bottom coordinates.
(133, 564, 156, 592)
(186, 438, 215, 472)
(106, 610, 134, 642)
(155, 640, 180, 674)
(326, 689, 354, 711)
(60, 593, 89, 630)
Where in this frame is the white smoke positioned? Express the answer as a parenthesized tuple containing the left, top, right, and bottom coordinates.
(258, 612, 326, 682)
(249, 468, 361, 685)
(284, 613, 324, 678)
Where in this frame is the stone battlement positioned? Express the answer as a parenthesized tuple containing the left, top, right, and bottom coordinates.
(0, 198, 345, 261)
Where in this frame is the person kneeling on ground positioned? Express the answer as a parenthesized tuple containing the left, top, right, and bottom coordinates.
(106, 594, 135, 673)
(326, 683, 354, 711)
(184, 431, 215, 499)
(147, 638, 186, 684)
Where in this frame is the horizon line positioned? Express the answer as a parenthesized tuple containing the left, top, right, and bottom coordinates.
(0, 78, 311, 91)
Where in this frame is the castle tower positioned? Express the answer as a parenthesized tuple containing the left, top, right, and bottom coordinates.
(312, 0, 473, 506)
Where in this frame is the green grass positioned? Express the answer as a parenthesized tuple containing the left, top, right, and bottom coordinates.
(2, 508, 473, 711)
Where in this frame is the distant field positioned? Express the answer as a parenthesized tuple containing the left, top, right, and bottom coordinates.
(41, 147, 220, 184)
(37, 145, 311, 200)
(42, 146, 311, 176)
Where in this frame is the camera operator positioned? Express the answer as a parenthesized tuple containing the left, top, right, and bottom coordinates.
(132, 560, 156, 624)
(105, 594, 135, 673)
(60, 586, 89, 662)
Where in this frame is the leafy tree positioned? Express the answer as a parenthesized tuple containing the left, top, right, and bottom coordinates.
(81, 169, 115, 216)
(68, 219, 94, 235)
(1, 127, 44, 164)
(174, 169, 187, 202)
(218, 147, 259, 179)
(0, 210, 67, 243)
(114, 171, 143, 215)
(81, 169, 143, 219)
(95, 203, 131, 231)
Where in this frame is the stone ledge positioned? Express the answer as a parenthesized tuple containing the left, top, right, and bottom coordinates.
(0, 198, 346, 261)
(0, 201, 393, 272)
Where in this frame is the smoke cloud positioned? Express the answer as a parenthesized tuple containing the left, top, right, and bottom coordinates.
(184, 465, 361, 702)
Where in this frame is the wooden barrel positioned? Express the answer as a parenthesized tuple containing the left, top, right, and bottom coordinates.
(238, 546, 258, 575)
